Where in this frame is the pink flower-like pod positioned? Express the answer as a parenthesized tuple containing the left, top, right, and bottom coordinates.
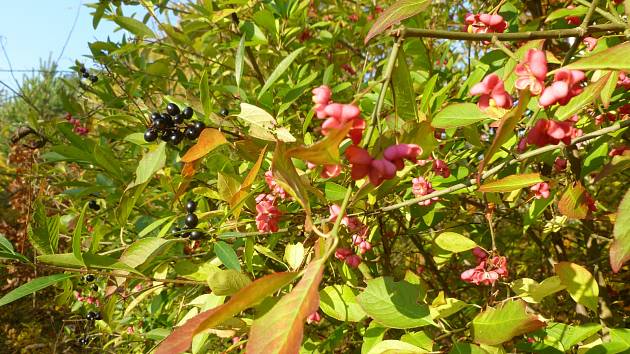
(472, 247, 488, 263)
(312, 85, 331, 105)
(323, 103, 361, 122)
(618, 72, 630, 90)
(609, 146, 630, 157)
(345, 145, 373, 180)
(539, 69, 585, 107)
(345, 254, 361, 268)
(432, 159, 451, 178)
(306, 311, 322, 324)
(255, 194, 281, 233)
(383, 144, 422, 170)
(321, 164, 342, 178)
(554, 158, 568, 172)
(349, 117, 366, 145)
(583, 37, 598, 51)
(265, 170, 288, 199)
(515, 49, 547, 95)
(335, 247, 353, 260)
(525, 119, 580, 147)
(470, 74, 513, 110)
(531, 182, 551, 199)
(368, 159, 397, 186)
(411, 176, 438, 206)
(465, 13, 507, 34)
(565, 15, 581, 26)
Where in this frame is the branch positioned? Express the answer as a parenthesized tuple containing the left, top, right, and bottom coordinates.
(396, 23, 625, 41)
(562, 0, 600, 66)
(376, 119, 630, 213)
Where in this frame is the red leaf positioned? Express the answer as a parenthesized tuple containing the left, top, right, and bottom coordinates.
(246, 258, 325, 354)
(181, 128, 228, 163)
(364, 0, 431, 44)
(155, 272, 297, 354)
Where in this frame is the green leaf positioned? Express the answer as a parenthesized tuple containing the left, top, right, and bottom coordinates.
(365, 0, 431, 43)
(555, 262, 599, 311)
(361, 321, 388, 354)
(449, 343, 488, 354)
(272, 143, 313, 231)
(511, 276, 566, 303)
(324, 182, 347, 201)
(258, 47, 305, 99)
(284, 242, 305, 271)
(558, 182, 591, 219)
(367, 340, 426, 354)
(200, 70, 212, 117)
(431, 103, 490, 129)
(401, 331, 433, 351)
(420, 75, 438, 115)
(430, 291, 468, 320)
(601, 71, 619, 108)
(237, 103, 277, 140)
(472, 299, 546, 345)
(356, 277, 435, 329)
(113, 16, 156, 38)
(235, 34, 246, 88)
(545, 322, 601, 350)
(217, 173, 241, 203)
(319, 284, 366, 322)
(392, 47, 418, 121)
(207, 268, 252, 296)
(610, 188, 630, 272)
(138, 217, 173, 238)
(131, 142, 166, 188)
(38, 253, 143, 275)
(72, 203, 89, 265)
(479, 173, 543, 193)
(0, 273, 75, 307)
(93, 144, 124, 182)
(246, 258, 325, 354)
(563, 42, 630, 71)
(434, 232, 477, 253)
(155, 272, 298, 354)
(117, 181, 149, 226)
(545, 5, 588, 23)
(119, 237, 174, 269)
(555, 72, 611, 121)
(28, 199, 59, 255)
(214, 241, 241, 271)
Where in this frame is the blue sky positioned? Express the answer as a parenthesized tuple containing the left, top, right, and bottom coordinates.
(0, 0, 124, 92)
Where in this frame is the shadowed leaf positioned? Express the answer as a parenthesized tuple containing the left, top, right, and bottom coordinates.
(472, 300, 546, 345)
(610, 189, 630, 272)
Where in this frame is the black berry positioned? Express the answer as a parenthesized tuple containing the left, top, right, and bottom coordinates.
(144, 129, 158, 142)
(192, 121, 206, 131)
(87, 311, 98, 321)
(82, 72, 90, 79)
(185, 200, 197, 213)
(90, 75, 98, 83)
(172, 226, 182, 237)
(79, 66, 87, 74)
(161, 113, 174, 128)
(182, 107, 193, 119)
(189, 231, 203, 240)
(152, 116, 167, 130)
(92, 284, 99, 291)
(185, 213, 198, 228)
(150, 112, 161, 121)
(184, 126, 200, 140)
(88, 200, 100, 211)
(220, 108, 229, 117)
(166, 103, 180, 116)
(85, 274, 95, 282)
(173, 113, 185, 125)
(78, 337, 88, 346)
(168, 130, 184, 145)
(182, 231, 191, 238)
(160, 129, 171, 142)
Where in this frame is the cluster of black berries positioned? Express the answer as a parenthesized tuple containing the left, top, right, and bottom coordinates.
(86, 310, 102, 321)
(79, 65, 98, 83)
(143, 103, 205, 145)
(88, 200, 100, 211)
(78, 337, 90, 346)
(84, 274, 99, 291)
(172, 200, 204, 240)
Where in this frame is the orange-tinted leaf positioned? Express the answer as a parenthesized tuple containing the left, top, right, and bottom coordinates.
(287, 121, 351, 165)
(272, 142, 313, 230)
(479, 173, 543, 193)
(477, 90, 531, 183)
(229, 145, 267, 208)
(181, 128, 228, 163)
(246, 258, 325, 354)
(610, 189, 630, 272)
(181, 162, 197, 178)
(155, 272, 298, 354)
(365, 0, 431, 44)
(558, 182, 590, 219)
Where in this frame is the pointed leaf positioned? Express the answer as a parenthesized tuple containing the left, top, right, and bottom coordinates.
(287, 120, 352, 165)
(246, 258, 325, 354)
(357, 276, 435, 329)
(72, 203, 89, 265)
(113, 16, 156, 38)
(214, 241, 241, 271)
(119, 237, 175, 269)
(181, 128, 228, 163)
(28, 199, 59, 255)
(365, 0, 431, 44)
(200, 70, 212, 117)
(235, 34, 246, 88)
(555, 262, 599, 311)
(610, 189, 630, 272)
(272, 142, 313, 230)
(392, 47, 418, 121)
(472, 299, 546, 345)
(431, 103, 490, 129)
(0, 273, 75, 307)
(558, 182, 591, 219)
(131, 142, 166, 187)
(563, 42, 630, 71)
(258, 47, 305, 99)
(367, 340, 426, 354)
(319, 284, 366, 322)
(155, 272, 298, 354)
(479, 173, 543, 193)
(434, 232, 477, 253)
